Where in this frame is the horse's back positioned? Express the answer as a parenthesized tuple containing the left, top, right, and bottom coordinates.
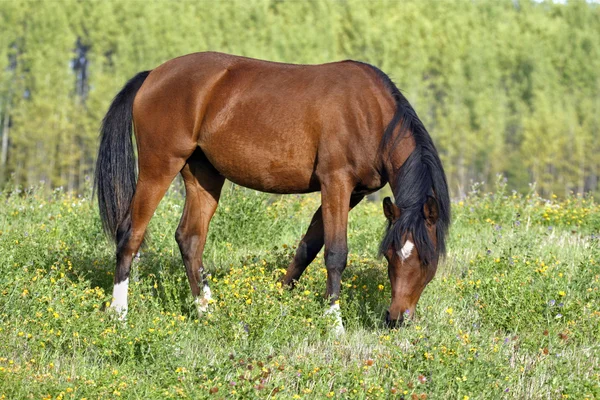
(133, 52, 393, 193)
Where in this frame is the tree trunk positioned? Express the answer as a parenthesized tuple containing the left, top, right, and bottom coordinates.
(1, 107, 10, 178)
(578, 157, 585, 195)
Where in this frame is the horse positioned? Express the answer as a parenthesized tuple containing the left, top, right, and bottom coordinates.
(94, 52, 450, 329)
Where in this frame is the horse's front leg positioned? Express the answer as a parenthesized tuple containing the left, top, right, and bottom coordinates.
(319, 177, 355, 334)
(282, 194, 363, 287)
(281, 206, 324, 286)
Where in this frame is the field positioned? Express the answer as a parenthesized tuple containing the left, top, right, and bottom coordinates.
(0, 181, 599, 399)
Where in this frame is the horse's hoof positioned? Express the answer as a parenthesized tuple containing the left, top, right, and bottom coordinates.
(195, 285, 213, 316)
(324, 303, 346, 336)
(195, 297, 210, 314)
(108, 303, 128, 321)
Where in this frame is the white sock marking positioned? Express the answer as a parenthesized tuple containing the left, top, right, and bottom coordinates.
(203, 284, 212, 301)
(110, 278, 129, 320)
(324, 303, 345, 335)
(397, 240, 414, 261)
(195, 284, 213, 315)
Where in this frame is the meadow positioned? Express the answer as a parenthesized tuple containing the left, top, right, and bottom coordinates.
(0, 180, 598, 399)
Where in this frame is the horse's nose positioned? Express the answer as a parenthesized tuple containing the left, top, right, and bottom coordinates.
(384, 310, 404, 328)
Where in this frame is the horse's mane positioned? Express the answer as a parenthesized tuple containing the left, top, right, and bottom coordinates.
(356, 62, 451, 265)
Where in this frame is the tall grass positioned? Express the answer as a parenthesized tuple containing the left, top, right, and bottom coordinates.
(0, 182, 598, 399)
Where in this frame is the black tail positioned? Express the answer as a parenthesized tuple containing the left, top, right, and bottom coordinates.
(94, 71, 150, 243)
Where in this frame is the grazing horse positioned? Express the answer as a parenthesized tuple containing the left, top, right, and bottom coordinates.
(94, 52, 450, 328)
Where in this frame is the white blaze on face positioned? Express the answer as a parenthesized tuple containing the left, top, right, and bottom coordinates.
(110, 278, 129, 320)
(195, 284, 213, 314)
(397, 240, 415, 261)
(324, 303, 345, 335)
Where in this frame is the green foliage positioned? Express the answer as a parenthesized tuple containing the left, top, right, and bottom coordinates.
(0, 0, 600, 196)
(0, 187, 599, 398)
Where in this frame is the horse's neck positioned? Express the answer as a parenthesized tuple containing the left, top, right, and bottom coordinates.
(383, 137, 417, 192)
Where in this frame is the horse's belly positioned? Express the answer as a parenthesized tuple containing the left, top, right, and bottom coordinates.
(198, 133, 319, 194)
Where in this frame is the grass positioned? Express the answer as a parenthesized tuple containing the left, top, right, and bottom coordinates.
(0, 181, 599, 399)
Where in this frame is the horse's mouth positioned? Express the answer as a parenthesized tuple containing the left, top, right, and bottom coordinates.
(384, 310, 405, 329)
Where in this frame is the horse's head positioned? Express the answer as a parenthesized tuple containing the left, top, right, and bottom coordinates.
(381, 196, 440, 327)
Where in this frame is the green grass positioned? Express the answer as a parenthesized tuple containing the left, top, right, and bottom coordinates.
(0, 182, 599, 399)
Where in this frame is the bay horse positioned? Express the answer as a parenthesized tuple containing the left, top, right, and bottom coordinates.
(94, 52, 450, 329)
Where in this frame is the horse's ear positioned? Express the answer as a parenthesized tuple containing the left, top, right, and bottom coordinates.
(424, 196, 439, 225)
(383, 197, 400, 222)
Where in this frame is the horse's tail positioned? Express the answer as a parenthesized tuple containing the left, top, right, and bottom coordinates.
(94, 71, 150, 244)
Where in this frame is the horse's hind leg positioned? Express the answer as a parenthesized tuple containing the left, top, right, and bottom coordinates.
(175, 150, 224, 314)
(282, 194, 364, 286)
(110, 154, 188, 319)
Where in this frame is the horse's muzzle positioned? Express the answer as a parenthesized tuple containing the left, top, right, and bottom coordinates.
(385, 310, 404, 328)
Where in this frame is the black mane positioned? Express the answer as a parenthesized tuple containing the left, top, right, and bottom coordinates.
(357, 62, 451, 265)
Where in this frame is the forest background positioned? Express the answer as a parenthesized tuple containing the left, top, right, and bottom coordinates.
(0, 0, 599, 198)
